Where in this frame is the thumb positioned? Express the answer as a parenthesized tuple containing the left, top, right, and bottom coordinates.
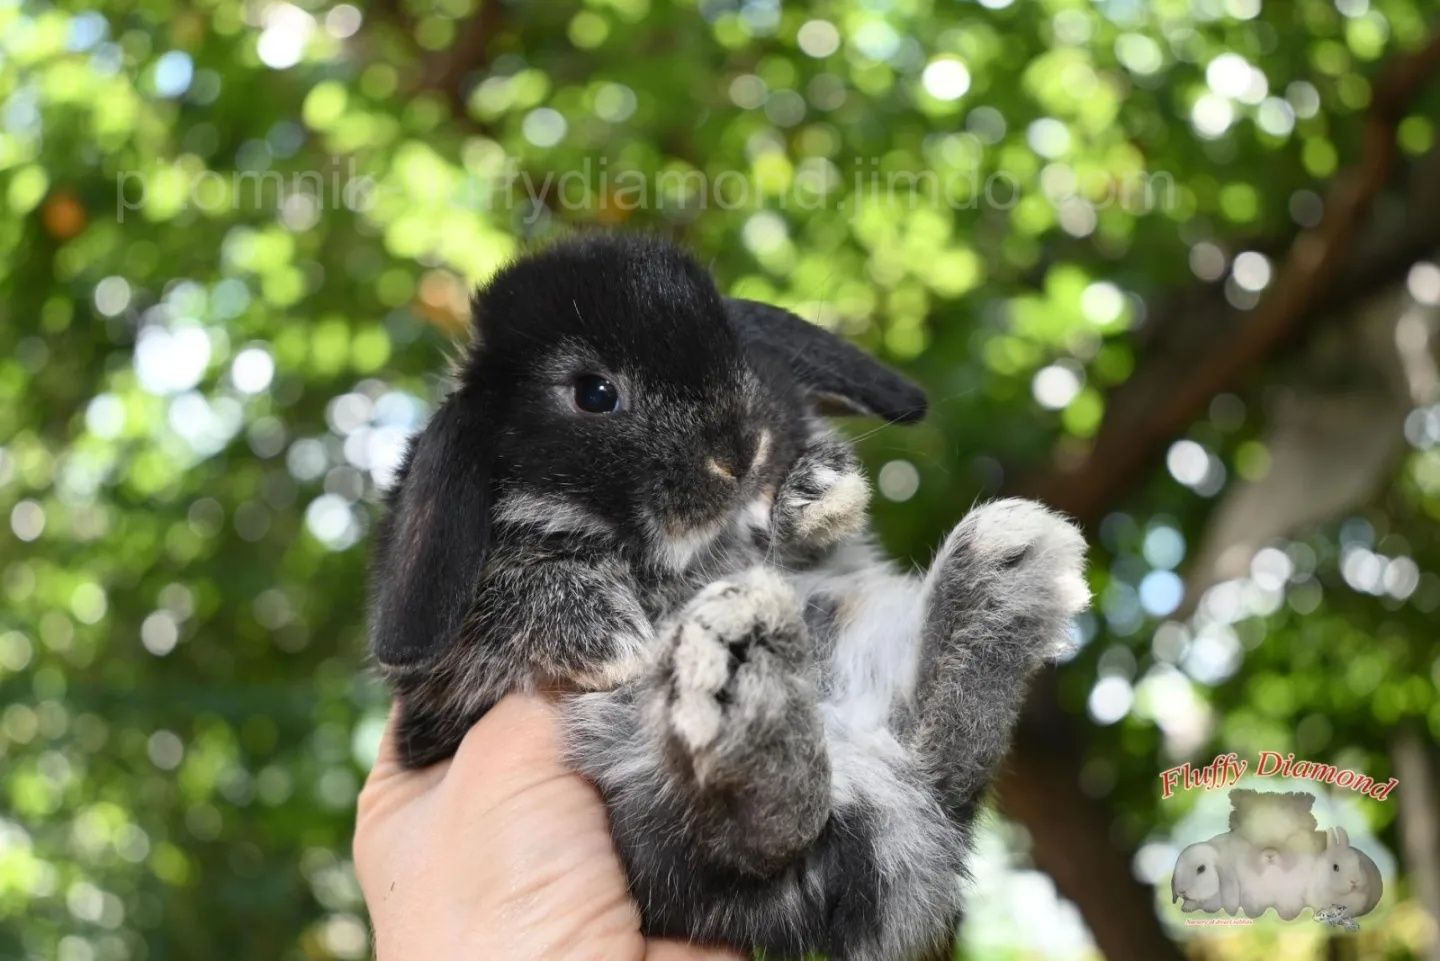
(647, 941, 748, 961)
(437, 692, 572, 816)
(356, 704, 448, 824)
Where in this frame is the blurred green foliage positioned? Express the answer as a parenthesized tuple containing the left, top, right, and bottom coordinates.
(1, 0, 1438, 959)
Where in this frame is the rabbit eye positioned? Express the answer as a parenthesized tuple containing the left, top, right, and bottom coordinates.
(1333, 864, 1340, 872)
(573, 375, 621, 414)
(1197, 865, 1206, 874)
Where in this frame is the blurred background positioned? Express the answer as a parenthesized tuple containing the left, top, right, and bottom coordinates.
(2, 0, 1439, 959)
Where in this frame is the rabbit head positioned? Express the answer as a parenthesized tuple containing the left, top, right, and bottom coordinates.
(1171, 842, 1223, 905)
(1310, 827, 1382, 916)
(370, 234, 927, 668)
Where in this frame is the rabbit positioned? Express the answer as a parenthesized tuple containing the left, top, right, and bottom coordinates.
(1226, 789, 1328, 919)
(1305, 827, 1383, 918)
(1171, 841, 1227, 912)
(1172, 834, 1251, 914)
(1234, 838, 1314, 919)
(368, 234, 1090, 961)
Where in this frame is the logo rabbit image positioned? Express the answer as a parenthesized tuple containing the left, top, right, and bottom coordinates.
(1170, 789, 1383, 923)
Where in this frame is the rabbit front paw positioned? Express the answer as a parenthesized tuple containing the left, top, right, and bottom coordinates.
(927, 498, 1090, 664)
(911, 499, 1090, 810)
(957, 498, 1089, 617)
(771, 441, 870, 553)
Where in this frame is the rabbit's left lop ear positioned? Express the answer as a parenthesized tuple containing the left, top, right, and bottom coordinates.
(369, 392, 493, 668)
(726, 298, 928, 423)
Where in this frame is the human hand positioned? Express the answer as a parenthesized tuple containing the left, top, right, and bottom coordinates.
(354, 693, 745, 961)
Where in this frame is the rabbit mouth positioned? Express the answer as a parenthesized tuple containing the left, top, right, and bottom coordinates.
(652, 513, 729, 571)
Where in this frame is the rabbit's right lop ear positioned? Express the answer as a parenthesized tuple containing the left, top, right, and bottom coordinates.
(370, 394, 492, 669)
(726, 298, 928, 423)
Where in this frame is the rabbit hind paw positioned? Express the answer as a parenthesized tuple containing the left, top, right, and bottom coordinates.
(662, 568, 809, 772)
(652, 567, 831, 872)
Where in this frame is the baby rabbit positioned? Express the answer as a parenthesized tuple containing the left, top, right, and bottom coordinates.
(1235, 839, 1316, 919)
(1306, 827, 1383, 918)
(1171, 792, 1384, 924)
(369, 235, 1090, 961)
(1228, 789, 1327, 919)
(1171, 841, 1229, 913)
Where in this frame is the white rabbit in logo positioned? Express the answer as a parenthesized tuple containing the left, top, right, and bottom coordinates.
(1306, 827, 1382, 918)
(1170, 790, 1383, 924)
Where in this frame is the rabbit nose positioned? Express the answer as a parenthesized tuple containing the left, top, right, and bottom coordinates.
(706, 433, 758, 484)
(706, 456, 740, 482)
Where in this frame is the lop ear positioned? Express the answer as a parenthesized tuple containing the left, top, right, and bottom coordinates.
(369, 392, 492, 668)
(726, 298, 928, 423)
(1218, 856, 1240, 914)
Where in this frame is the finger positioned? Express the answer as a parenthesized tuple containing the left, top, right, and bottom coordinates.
(646, 940, 748, 961)
(359, 702, 447, 802)
(439, 692, 573, 812)
(369, 702, 402, 770)
(354, 703, 447, 890)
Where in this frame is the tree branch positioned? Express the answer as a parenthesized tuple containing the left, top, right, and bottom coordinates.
(417, 0, 505, 119)
(992, 33, 1440, 961)
(1026, 33, 1440, 523)
(1393, 727, 1440, 961)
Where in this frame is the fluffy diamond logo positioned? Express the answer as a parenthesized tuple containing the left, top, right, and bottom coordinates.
(1167, 787, 1385, 926)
